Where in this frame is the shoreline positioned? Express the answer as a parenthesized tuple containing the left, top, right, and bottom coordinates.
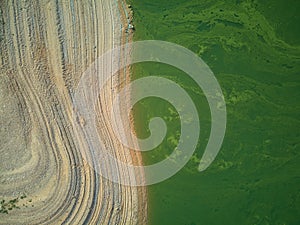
(116, 1, 148, 224)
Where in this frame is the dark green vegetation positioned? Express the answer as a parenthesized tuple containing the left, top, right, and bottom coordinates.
(0, 194, 33, 214)
(0, 194, 26, 214)
(128, 0, 300, 224)
(0, 199, 19, 214)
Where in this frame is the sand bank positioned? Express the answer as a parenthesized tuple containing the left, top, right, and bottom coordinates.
(0, 0, 146, 224)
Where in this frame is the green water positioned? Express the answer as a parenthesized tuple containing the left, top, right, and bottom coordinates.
(128, 0, 300, 224)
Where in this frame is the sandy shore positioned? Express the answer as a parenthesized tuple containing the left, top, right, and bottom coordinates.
(0, 0, 146, 224)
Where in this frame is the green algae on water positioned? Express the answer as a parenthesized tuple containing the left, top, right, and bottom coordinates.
(129, 0, 300, 224)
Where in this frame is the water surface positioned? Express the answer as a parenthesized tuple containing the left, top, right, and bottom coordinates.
(129, 0, 300, 224)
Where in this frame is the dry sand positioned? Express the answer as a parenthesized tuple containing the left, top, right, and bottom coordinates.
(0, 0, 147, 224)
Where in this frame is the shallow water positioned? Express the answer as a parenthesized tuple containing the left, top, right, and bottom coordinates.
(128, 0, 300, 224)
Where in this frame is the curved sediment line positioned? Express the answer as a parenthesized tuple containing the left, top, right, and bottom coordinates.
(0, 0, 147, 224)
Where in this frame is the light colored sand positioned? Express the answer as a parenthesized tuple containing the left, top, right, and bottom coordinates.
(0, 0, 146, 224)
